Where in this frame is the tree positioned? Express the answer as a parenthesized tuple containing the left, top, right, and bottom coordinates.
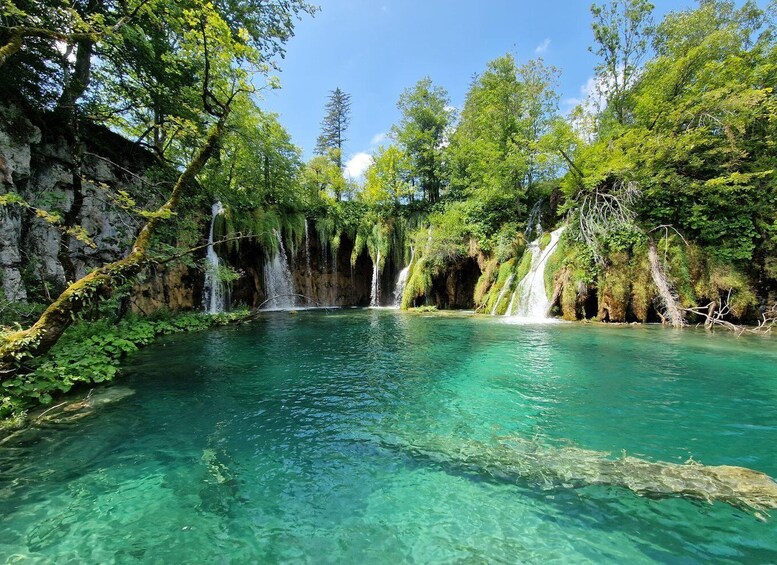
(447, 55, 560, 238)
(559, 0, 776, 321)
(362, 145, 413, 206)
(301, 155, 346, 204)
(201, 97, 304, 210)
(0, 0, 316, 371)
(392, 78, 453, 204)
(315, 87, 351, 172)
(589, 0, 655, 126)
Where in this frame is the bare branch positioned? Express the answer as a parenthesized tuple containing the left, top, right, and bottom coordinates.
(576, 180, 641, 264)
(683, 291, 776, 336)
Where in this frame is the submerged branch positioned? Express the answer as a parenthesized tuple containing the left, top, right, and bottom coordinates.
(254, 294, 321, 311)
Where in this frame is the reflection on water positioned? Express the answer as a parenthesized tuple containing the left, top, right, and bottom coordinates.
(1, 310, 776, 563)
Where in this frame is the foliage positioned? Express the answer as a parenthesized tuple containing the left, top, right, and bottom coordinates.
(447, 55, 562, 247)
(1, 310, 250, 427)
(401, 258, 433, 309)
(408, 305, 438, 313)
(589, 0, 655, 126)
(362, 145, 414, 206)
(392, 77, 454, 204)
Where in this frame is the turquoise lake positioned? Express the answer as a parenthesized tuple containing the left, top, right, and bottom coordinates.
(1, 310, 777, 563)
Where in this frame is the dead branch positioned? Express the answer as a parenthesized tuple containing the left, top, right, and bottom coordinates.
(683, 290, 776, 336)
(576, 180, 641, 264)
(648, 224, 689, 263)
(254, 294, 322, 311)
(152, 233, 257, 265)
(648, 238, 685, 328)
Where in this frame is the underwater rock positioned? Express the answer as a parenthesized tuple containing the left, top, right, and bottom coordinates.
(385, 433, 777, 515)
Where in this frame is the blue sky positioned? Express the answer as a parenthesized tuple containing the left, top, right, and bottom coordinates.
(259, 0, 762, 177)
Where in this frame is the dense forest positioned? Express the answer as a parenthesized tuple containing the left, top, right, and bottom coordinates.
(0, 0, 776, 425)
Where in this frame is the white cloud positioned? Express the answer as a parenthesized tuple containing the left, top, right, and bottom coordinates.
(562, 76, 605, 115)
(534, 38, 551, 54)
(561, 77, 606, 142)
(370, 132, 387, 146)
(345, 152, 373, 179)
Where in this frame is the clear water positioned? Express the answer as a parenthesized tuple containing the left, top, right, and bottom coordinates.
(2, 310, 777, 563)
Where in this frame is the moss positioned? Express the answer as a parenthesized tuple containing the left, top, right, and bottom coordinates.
(597, 251, 631, 322)
(662, 238, 696, 308)
(401, 258, 433, 309)
(513, 251, 533, 283)
(474, 257, 498, 308)
(630, 244, 656, 322)
(0, 410, 27, 433)
(544, 238, 565, 301)
(483, 258, 517, 314)
(559, 268, 579, 321)
(538, 232, 552, 251)
(693, 256, 757, 319)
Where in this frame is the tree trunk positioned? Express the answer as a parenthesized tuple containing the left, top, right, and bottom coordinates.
(0, 33, 23, 68)
(647, 238, 685, 328)
(0, 115, 227, 373)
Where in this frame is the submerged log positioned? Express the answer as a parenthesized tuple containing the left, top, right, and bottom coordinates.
(0, 386, 135, 446)
(386, 433, 777, 515)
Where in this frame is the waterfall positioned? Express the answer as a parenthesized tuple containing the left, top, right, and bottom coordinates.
(304, 219, 313, 302)
(393, 248, 414, 308)
(370, 251, 381, 307)
(203, 202, 227, 314)
(262, 228, 297, 309)
(490, 274, 515, 315)
(507, 226, 565, 321)
(525, 200, 544, 241)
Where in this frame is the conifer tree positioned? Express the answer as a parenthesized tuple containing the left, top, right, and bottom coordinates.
(315, 87, 351, 170)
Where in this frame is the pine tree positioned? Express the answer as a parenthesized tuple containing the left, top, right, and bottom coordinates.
(315, 87, 351, 170)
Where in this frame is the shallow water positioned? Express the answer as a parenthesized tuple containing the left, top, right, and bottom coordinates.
(2, 310, 777, 563)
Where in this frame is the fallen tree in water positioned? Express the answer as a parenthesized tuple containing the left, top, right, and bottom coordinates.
(384, 433, 777, 516)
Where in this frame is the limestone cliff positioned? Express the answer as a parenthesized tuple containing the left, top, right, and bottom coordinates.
(0, 102, 193, 311)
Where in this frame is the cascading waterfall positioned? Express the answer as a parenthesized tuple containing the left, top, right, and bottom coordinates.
(506, 226, 565, 320)
(203, 201, 227, 314)
(393, 248, 414, 308)
(262, 228, 297, 309)
(525, 200, 544, 241)
(370, 251, 381, 307)
(490, 274, 515, 315)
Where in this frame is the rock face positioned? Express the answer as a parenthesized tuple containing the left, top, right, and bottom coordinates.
(1, 103, 483, 313)
(0, 102, 193, 311)
(226, 231, 378, 309)
(431, 257, 481, 309)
